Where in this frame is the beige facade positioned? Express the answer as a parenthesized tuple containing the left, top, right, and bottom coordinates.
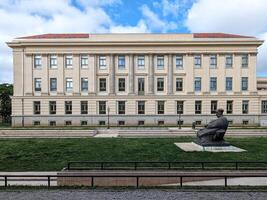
(7, 33, 267, 127)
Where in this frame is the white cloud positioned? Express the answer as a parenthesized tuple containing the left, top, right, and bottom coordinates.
(76, 0, 122, 7)
(110, 20, 149, 33)
(186, 0, 267, 75)
(154, 0, 180, 17)
(140, 4, 177, 32)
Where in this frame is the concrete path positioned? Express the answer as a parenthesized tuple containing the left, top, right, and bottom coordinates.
(0, 190, 266, 200)
(0, 128, 267, 138)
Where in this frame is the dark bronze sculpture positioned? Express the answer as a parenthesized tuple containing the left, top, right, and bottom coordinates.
(195, 109, 229, 146)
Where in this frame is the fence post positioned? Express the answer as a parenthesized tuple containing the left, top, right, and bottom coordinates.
(67, 163, 70, 170)
(180, 177, 183, 187)
(101, 163, 104, 170)
(47, 176, 50, 187)
(235, 162, 238, 170)
(4, 176, 7, 187)
(224, 176, 227, 187)
(91, 177, 94, 187)
(168, 162, 171, 170)
(136, 177, 139, 188)
(201, 162, 204, 169)
(134, 162, 137, 170)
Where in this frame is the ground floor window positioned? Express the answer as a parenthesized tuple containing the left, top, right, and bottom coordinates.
(242, 120, 249, 125)
(49, 121, 56, 126)
(228, 120, 233, 125)
(227, 100, 233, 114)
(262, 101, 267, 113)
(211, 101, 217, 114)
(118, 120, 125, 126)
(195, 101, 202, 114)
(157, 101, 165, 114)
(195, 120, 202, 125)
(65, 101, 72, 114)
(242, 100, 249, 114)
(33, 121, 40, 126)
(158, 120, 164, 125)
(138, 120, 145, 126)
(99, 121, 106, 126)
(65, 121, 72, 126)
(81, 101, 88, 114)
(81, 121, 88, 126)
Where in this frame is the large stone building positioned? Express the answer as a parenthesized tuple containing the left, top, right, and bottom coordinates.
(6, 33, 267, 127)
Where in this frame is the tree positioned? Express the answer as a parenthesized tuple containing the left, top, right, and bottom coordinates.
(0, 84, 13, 123)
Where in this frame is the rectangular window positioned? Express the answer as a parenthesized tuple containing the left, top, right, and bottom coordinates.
(158, 120, 164, 125)
(242, 120, 249, 125)
(81, 101, 88, 114)
(50, 78, 57, 92)
(99, 121, 106, 125)
(137, 55, 145, 69)
(194, 55, 201, 68)
(157, 78, 164, 92)
(225, 54, 233, 68)
(210, 77, 217, 91)
(118, 101, 125, 114)
(34, 54, 42, 68)
(34, 78, 42, 92)
(65, 101, 72, 114)
(176, 55, 183, 69)
(81, 54, 88, 68)
(211, 101, 217, 114)
(242, 100, 249, 114)
(99, 101, 106, 114)
(81, 121, 88, 126)
(118, 78, 125, 92)
(177, 101, 184, 114)
(65, 121, 72, 126)
(66, 78, 73, 92)
(210, 54, 217, 68)
(33, 121, 40, 126)
(138, 101, 145, 114)
(99, 56, 106, 69)
(195, 101, 202, 114)
(81, 78, 88, 92)
(99, 78, 106, 92)
(49, 121, 56, 126)
(262, 101, 267, 113)
(65, 54, 73, 68)
(138, 78, 145, 95)
(194, 77, 201, 91)
(157, 56, 164, 69)
(227, 100, 233, 114)
(241, 77, 248, 91)
(49, 101, 56, 115)
(241, 54, 248, 68)
(50, 54, 57, 68)
(176, 78, 183, 91)
(118, 121, 125, 126)
(226, 77, 233, 91)
(118, 55, 125, 69)
(157, 101, 165, 114)
(138, 120, 145, 126)
(33, 101, 40, 115)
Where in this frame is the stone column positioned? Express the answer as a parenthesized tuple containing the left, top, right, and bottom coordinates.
(148, 54, 154, 94)
(109, 54, 115, 94)
(91, 54, 97, 94)
(129, 54, 135, 94)
(167, 54, 173, 94)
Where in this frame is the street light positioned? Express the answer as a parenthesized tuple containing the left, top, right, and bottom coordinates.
(107, 106, 110, 129)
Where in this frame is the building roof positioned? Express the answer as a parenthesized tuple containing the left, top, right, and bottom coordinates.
(17, 33, 90, 39)
(16, 33, 254, 40)
(193, 33, 254, 38)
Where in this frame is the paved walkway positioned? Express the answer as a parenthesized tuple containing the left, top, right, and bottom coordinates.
(0, 190, 266, 200)
(0, 128, 267, 138)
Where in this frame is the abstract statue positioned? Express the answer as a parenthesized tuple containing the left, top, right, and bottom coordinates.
(195, 109, 229, 146)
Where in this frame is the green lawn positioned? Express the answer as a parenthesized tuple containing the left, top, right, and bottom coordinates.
(0, 137, 266, 171)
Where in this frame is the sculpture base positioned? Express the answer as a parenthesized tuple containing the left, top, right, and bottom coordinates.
(175, 142, 246, 152)
(195, 138, 230, 147)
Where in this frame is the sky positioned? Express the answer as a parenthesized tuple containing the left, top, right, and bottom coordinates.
(0, 0, 267, 83)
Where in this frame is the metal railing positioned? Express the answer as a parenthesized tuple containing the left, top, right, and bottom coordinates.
(66, 161, 267, 171)
(1, 174, 267, 188)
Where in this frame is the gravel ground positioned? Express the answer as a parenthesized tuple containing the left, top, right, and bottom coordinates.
(0, 189, 266, 200)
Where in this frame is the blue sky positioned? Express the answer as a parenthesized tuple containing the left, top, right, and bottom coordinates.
(0, 0, 267, 83)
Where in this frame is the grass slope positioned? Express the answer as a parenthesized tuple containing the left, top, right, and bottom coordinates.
(0, 137, 266, 171)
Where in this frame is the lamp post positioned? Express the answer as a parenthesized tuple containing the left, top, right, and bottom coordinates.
(107, 106, 110, 129)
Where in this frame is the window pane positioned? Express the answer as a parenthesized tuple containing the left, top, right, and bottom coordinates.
(157, 56, 164, 69)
